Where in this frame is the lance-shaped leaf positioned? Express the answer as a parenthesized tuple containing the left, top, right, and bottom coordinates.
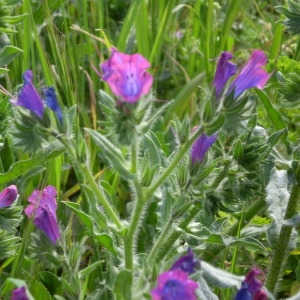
(85, 128, 134, 180)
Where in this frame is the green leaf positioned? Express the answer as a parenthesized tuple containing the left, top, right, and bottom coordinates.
(78, 261, 102, 279)
(0, 45, 23, 67)
(266, 168, 290, 246)
(255, 90, 288, 147)
(85, 128, 134, 180)
(0, 231, 20, 260)
(0, 143, 64, 185)
(113, 269, 132, 300)
(63, 202, 117, 255)
(1, 14, 27, 24)
(201, 261, 242, 288)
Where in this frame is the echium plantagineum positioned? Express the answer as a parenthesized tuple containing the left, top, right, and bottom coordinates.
(10, 70, 45, 119)
(10, 70, 63, 122)
(100, 48, 153, 103)
(235, 268, 267, 300)
(214, 50, 270, 100)
(151, 248, 200, 300)
(0, 185, 18, 208)
(24, 185, 60, 245)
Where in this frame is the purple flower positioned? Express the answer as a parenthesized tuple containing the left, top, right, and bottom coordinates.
(42, 87, 63, 123)
(170, 248, 200, 275)
(214, 50, 270, 99)
(214, 52, 237, 98)
(151, 270, 198, 300)
(191, 132, 217, 164)
(235, 269, 267, 300)
(11, 70, 44, 119)
(11, 286, 29, 300)
(230, 50, 270, 98)
(0, 185, 18, 208)
(24, 185, 60, 244)
(101, 49, 153, 103)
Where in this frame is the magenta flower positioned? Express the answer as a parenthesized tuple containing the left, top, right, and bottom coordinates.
(170, 248, 200, 275)
(11, 286, 30, 300)
(191, 133, 217, 164)
(235, 269, 267, 300)
(214, 50, 270, 99)
(24, 185, 60, 244)
(0, 185, 18, 208)
(101, 49, 153, 103)
(11, 70, 44, 119)
(42, 87, 63, 123)
(151, 270, 198, 300)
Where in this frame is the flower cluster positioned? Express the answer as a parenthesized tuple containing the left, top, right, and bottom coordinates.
(11, 70, 63, 123)
(151, 248, 200, 300)
(24, 185, 60, 244)
(235, 268, 267, 300)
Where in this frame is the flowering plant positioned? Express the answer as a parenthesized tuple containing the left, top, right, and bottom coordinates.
(0, 1, 299, 300)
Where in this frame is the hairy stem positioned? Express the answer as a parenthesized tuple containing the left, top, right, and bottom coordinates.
(124, 178, 145, 270)
(145, 126, 204, 199)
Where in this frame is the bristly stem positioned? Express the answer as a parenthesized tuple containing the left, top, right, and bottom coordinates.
(266, 164, 300, 293)
(124, 178, 145, 270)
(145, 126, 204, 199)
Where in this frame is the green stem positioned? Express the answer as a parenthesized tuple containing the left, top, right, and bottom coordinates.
(156, 207, 200, 261)
(266, 167, 300, 293)
(147, 218, 173, 264)
(145, 126, 204, 199)
(124, 178, 145, 270)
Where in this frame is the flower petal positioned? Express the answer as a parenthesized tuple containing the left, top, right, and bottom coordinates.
(11, 70, 44, 119)
(43, 86, 63, 123)
(101, 49, 153, 103)
(0, 185, 18, 208)
(214, 52, 237, 98)
(151, 270, 198, 300)
(170, 248, 200, 275)
(230, 50, 270, 98)
(191, 133, 217, 164)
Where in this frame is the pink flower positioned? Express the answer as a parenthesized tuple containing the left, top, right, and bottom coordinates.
(100, 49, 153, 103)
(24, 185, 60, 244)
(151, 270, 198, 300)
(0, 185, 18, 208)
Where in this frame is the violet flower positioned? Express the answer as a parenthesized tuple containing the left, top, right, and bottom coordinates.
(0, 185, 18, 208)
(151, 270, 198, 300)
(191, 133, 217, 164)
(11, 70, 44, 119)
(42, 87, 63, 123)
(214, 50, 270, 99)
(11, 286, 29, 300)
(235, 269, 267, 300)
(24, 185, 60, 244)
(100, 49, 153, 103)
(230, 50, 270, 98)
(214, 52, 237, 99)
(170, 248, 200, 275)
